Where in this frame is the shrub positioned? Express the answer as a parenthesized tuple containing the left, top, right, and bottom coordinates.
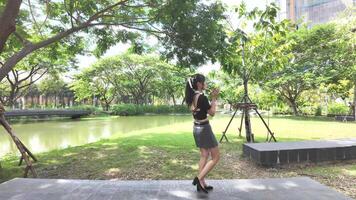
(327, 103, 349, 116)
(271, 105, 292, 115)
(112, 104, 189, 116)
(314, 105, 322, 116)
(112, 104, 139, 116)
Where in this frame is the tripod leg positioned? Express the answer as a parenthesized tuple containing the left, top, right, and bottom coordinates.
(220, 107, 239, 143)
(0, 114, 37, 177)
(253, 108, 277, 142)
(19, 140, 37, 162)
(219, 133, 229, 143)
(19, 156, 23, 166)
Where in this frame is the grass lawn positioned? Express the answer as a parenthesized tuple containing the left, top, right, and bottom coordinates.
(1, 115, 356, 198)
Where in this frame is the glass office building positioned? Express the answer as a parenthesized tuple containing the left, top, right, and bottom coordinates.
(275, 0, 355, 26)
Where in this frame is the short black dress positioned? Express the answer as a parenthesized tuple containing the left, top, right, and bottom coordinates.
(192, 93, 218, 149)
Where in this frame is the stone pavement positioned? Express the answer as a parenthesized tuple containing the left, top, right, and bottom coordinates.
(0, 177, 353, 200)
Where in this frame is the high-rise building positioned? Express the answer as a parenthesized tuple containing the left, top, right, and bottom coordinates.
(275, 0, 355, 26)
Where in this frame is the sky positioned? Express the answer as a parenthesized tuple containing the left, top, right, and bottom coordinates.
(75, 1, 270, 76)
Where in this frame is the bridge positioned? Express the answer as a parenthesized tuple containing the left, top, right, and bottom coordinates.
(4, 109, 91, 119)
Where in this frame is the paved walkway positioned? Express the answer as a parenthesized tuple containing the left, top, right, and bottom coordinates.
(0, 177, 352, 200)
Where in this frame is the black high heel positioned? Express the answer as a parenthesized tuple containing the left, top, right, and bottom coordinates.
(205, 185, 213, 190)
(192, 177, 208, 193)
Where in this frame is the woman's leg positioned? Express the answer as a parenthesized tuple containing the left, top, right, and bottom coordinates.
(197, 148, 209, 187)
(197, 146, 220, 181)
(199, 148, 210, 173)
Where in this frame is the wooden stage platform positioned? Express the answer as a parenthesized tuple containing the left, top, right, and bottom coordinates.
(243, 138, 356, 166)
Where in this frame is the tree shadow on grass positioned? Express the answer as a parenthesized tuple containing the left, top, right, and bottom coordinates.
(1, 132, 355, 191)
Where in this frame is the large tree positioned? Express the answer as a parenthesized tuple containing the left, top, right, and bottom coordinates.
(71, 53, 180, 109)
(38, 75, 68, 108)
(265, 23, 354, 116)
(219, 3, 289, 142)
(0, 42, 76, 107)
(0, 0, 226, 82)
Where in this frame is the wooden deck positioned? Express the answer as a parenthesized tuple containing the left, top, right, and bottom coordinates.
(4, 109, 91, 119)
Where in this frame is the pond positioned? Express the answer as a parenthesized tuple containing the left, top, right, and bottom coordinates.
(0, 115, 192, 156)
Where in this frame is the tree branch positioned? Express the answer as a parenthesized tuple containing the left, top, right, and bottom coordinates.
(0, 0, 151, 82)
(0, 0, 22, 53)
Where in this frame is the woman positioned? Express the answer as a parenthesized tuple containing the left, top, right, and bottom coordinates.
(185, 73, 220, 193)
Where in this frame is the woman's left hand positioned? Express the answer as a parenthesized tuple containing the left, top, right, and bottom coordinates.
(210, 88, 220, 99)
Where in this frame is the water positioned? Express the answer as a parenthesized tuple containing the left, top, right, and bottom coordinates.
(0, 115, 192, 156)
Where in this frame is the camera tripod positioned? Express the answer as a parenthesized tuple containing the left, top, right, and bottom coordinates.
(219, 94, 277, 143)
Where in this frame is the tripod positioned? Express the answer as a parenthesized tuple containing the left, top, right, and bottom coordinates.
(0, 104, 37, 177)
(219, 94, 277, 143)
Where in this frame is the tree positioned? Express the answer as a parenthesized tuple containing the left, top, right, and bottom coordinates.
(330, 11, 356, 119)
(0, 0, 227, 82)
(71, 53, 190, 108)
(71, 61, 116, 111)
(0, 43, 75, 107)
(0, 0, 22, 53)
(155, 65, 190, 105)
(219, 2, 289, 141)
(265, 23, 353, 115)
(39, 75, 67, 108)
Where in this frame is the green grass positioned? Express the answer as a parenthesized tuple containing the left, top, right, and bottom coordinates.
(0, 116, 356, 198)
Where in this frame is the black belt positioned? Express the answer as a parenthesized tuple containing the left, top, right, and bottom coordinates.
(194, 120, 209, 125)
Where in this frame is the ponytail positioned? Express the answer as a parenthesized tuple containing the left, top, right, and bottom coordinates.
(185, 78, 195, 106)
(184, 74, 206, 106)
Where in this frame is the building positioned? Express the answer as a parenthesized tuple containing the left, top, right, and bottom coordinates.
(275, 0, 355, 26)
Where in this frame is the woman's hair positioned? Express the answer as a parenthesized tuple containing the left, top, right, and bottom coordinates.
(185, 74, 206, 106)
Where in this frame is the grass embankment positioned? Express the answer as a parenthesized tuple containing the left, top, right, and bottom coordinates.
(1, 116, 355, 198)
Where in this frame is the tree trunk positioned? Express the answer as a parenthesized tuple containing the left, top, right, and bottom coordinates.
(0, 0, 22, 53)
(172, 94, 176, 106)
(243, 79, 253, 142)
(44, 96, 48, 107)
(288, 98, 299, 116)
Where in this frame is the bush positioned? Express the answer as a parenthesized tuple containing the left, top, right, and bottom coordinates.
(112, 104, 139, 116)
(327, 103, 349, 116)
(112, 104, 189, 116)
(314, 105, 322, 116)
(271, 105, 292, 115)
(68, 105, 100, 114)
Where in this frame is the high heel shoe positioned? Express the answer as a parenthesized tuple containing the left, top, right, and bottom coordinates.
(204, 185, 213, 190)
(192, 177, 208, 193)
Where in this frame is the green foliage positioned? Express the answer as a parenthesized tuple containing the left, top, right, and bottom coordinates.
(264, 23, 350, 115)
(68, 105, 100, 114)
(112, 104, 138, 116)
(159, 0, 227, 67)
(71, 53, 189, 109)
(207, 70, 243, 105)
(327, 103, 349, 116)
(1, 0, 228, 83)
(111, 104, 189, 116)
(219, 2, 291, 81)
(315, 105, 322, 116)
(39, 75, 67, 96)
(271, 104, 293, 115)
